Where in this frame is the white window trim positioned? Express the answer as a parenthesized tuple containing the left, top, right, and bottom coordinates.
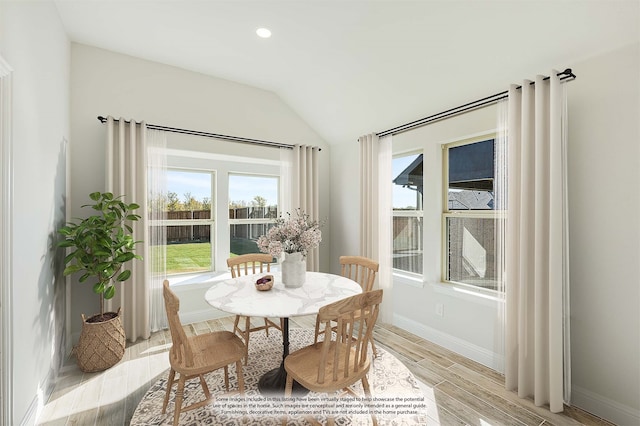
(228, 172, 279, 228)
(156, 163, 281, 278)
(151, 168, 216, 274)
(441, 134, 503, 291)
(392, 269, 425, 288)
(0, 55, 13, 426)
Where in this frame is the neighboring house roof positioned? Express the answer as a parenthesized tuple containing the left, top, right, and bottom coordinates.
(393, 154, 423, 194)
(393, 140, 496, 209)
(449, 139, 494, 192)
(448, 190, 494, 210)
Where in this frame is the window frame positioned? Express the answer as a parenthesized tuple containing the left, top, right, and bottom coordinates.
(228, 172, 280, 259)
(441, 134, 504, 291)
(150, 167, 216, 274)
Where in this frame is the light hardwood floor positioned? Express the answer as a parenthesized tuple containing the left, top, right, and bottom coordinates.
(37, 315, 614, 426)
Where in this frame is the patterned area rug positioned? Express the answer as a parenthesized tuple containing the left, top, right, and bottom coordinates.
(131, 328, 428, 425)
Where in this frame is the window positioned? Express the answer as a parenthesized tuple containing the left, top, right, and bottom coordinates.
(150, 169, 215, 274)
(228, 174, 278, 257)
(442, 137, 503, 291)
(392, 153, 423, 275)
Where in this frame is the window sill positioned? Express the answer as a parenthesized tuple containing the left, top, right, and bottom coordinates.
(431, 281, 504, 306)
(167, 265, 281, 287)
(167, 271, 231, 287)
(392, 271, 425, 288)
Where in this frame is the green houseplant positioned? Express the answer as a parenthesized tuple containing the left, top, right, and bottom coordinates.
(58, 191, 142, 372)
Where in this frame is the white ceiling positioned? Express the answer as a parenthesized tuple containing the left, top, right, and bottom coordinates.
(54, 0, 639, 145)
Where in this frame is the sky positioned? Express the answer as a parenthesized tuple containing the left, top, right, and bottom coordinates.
(167, 170, 278, 206)
(393, 154, 422, 209)
(167, 158, 420, 209)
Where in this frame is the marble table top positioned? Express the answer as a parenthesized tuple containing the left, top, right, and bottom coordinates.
(204, 271, 362, 318)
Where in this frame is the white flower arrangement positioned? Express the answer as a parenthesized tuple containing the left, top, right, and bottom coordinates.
(257, 209, 322, 258)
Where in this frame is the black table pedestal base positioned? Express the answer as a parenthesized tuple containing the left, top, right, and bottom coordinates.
(257, 317, 309, 396)
(257, 364, 309, 396)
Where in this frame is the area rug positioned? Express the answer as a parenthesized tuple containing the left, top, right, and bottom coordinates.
(131, 328, 428, 425)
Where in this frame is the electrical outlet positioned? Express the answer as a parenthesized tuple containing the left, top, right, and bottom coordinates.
(435, 303, 444, 317)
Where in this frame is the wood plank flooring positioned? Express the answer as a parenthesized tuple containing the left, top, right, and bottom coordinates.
(37, 315, 614, 426)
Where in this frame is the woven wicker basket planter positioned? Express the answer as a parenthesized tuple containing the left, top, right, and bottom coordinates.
(74, 308, 126, 373)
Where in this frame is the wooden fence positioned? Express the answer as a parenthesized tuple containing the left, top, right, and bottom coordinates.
(158, 207, 278, 244)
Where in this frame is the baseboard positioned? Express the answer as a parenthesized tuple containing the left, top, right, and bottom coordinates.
(393, 313, 504, 372)
(571, 385, 640, 426)
(21, 369, 56, 426)
(20, 396, 38, 426)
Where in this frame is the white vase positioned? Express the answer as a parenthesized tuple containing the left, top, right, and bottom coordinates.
(281, 252, 306, 288)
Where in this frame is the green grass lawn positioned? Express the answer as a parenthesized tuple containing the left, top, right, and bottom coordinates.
(151, 237, 262, 274)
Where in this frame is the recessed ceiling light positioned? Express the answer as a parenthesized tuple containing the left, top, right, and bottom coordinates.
(256, 28, 272, 38)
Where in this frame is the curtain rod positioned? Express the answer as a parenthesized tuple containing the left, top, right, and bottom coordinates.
(376, 68, 576, 138)
(97, 116, 321, 151)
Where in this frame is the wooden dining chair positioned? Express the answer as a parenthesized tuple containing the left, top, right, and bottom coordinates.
(283, 289, 383, 426)
(162, 280, 246, 426)
(314, 255, 380, 356)
(227, 253, 283, 364)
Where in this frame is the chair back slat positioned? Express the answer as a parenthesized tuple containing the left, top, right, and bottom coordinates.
(227, 253, 272, 278)
(163, 280, 194, 366)
(340, 256, 379, 292)
(316, 290, 383, 384)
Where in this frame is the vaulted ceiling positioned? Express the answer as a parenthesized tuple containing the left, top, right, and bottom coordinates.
(54, 0, 639, 145)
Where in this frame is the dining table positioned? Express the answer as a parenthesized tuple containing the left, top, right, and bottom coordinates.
(204, 271, 362, 395)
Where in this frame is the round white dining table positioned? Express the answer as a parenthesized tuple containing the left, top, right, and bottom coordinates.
(204, 271, 362, 395)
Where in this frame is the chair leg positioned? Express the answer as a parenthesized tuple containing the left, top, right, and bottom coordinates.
(199, 374, 211, 399)
(236, 360, 245, 394)
(313, 317, 321, 343)
(243, 316, 251, 364)
(366, 317, 379, 357)
(162, 368, 176, 414)
(282, 374, 294, 426)
(173, 375, 186, 426)
(233, 315, 241, 336)
(361, 376, 377, 426)
(370, 339, 378, 358)
(223, 365, 230, 391)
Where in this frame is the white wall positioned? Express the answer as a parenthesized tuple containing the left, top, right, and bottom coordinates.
(0, 1, 70, 424)
(70, 44, 331, 341)
(335, 105, 505, 368)
(389, 106, 505, 370)
(330, 108, 505, 370)
(329, 142, 361, 273)
(330, 43, 640, 424)
(567, 43, 639, 425)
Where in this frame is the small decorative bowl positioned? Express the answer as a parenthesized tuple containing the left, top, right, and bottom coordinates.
(255, 275, 274, 291)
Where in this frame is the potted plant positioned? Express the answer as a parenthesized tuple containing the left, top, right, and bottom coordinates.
(58, 191, 142, 372)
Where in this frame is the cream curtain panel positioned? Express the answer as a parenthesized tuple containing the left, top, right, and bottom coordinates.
(105, 117, 168, 341)
(147, 130, 168, 332)
(504, 72, 570, 412)
(358, 133, 393, 324)
(280, 145, 320, 271)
